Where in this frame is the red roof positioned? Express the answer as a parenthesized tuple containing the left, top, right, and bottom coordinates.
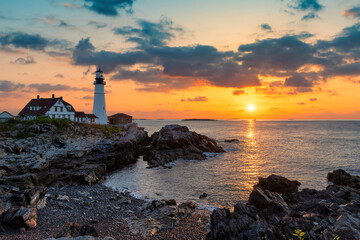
(108, 113, 132, 118)
(85, 114, 98, 119)
(18, 97, 76, 116)
(75, 112, 86, 118)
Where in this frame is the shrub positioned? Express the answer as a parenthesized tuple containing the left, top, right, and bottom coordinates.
(101, 125, 123, 138)
(15, 131, 35, 139)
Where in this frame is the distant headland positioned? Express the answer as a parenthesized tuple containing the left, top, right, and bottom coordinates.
(182, 119, 217, 121)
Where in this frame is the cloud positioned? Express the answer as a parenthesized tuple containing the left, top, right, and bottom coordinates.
(289, 0, 324, 12)
(316, 23, 360, 54)
(0, 32, 51, 50)
(28, 83, 91, 92)
(72, 18, 360, 94)
(232, 90, 245, 95)
(0, 32, 71, 55)
(88, 21, 107, 28)
(181, 96, 208, 102)
(81, 95, 93, 100)
(0, 80, 25, 92)
(260, 24, 272, 31)
(32, 16, 77, 30)
(297, 102, 306, 105)
(113, 18, 182, 47)
(55, 73, 64, 78)
(343, 5, 360, 18)
(111, 68, 198, 92)
(309, 98, 318, 101)
(84, 0, 135, 16)
(284, 73, 314, 87)
(237, 35, 317, 73)
(64, 3, 83, 9)
(301, 12, 318, 21)
(10, 56, 36, 64)
(72, 38, 154, 73)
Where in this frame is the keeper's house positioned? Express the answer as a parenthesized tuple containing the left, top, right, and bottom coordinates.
(18, 94, 96, 124)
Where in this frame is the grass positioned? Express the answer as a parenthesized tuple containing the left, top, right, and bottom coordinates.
(1, 116, 124, 138)
(25, 116, 71, 129)
(0, 116, 71, 137)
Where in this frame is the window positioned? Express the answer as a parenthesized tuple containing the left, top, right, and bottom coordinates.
(55, 107, 58, 112)
(60, 107, 63, 112)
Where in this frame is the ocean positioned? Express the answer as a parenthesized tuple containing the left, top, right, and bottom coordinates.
(104, 120, 360, 209)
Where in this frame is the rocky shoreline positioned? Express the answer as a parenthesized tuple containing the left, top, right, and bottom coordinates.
(0, 121, 222, 239)
(1, 120, 360, 239)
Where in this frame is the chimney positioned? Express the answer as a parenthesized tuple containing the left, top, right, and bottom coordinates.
(52, 94, 55, 98)
(37, 95, 39, 99)
(60, 96, 63, 100)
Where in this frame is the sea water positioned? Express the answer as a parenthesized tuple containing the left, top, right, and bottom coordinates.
(104, 120, 360, 208)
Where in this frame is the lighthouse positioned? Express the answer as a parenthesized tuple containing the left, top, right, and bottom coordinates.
(93, 68, 108, 124)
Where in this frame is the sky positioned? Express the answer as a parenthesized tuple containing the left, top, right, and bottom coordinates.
(1, 0, 360, 119)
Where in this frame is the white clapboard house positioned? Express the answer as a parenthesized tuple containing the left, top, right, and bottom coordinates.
(18, 94, 97, 123)
(0, 111, 15, 122)
(18, 94, 76, 120)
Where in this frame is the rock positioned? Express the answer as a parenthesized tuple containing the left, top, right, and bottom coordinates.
(144, 125, 225, 167)
(11, 187, 46, 207)
(207, 170, 360, 240)
(254, 174, 301, 204)
(57, 195, 70, 202)
(224, 139, 239, 143)
(248, 187, 291, 214)
(63, 223, 99, 238)
(327, 169, 360, 189)
(199, 193, 208, 199)
(1, 207, 37, 229)
(126, 199, 197, 236)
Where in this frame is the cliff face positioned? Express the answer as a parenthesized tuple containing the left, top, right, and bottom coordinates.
(0, 121, 149, 210)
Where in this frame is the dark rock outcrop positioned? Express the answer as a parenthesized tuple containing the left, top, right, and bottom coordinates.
(1, 207, 37, 229)
(254, 174, 301, 204)
(144, 125, 225, 167)
(224, 139, 239, 143)
(207, 170, 360, 240)
(327, 169, 360, 189)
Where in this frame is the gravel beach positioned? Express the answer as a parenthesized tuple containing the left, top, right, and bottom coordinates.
(0, 184, 210, 240)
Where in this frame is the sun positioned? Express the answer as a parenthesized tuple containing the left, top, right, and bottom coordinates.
(247, 104, 255, 112)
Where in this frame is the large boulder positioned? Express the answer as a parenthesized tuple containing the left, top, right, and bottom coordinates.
(254, 175, 301, 204)
(144, 125, 225, 167)
(327, 169, 360, 189)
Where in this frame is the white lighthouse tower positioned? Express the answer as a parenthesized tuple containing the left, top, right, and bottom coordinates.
(93, 67, 108, 124)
